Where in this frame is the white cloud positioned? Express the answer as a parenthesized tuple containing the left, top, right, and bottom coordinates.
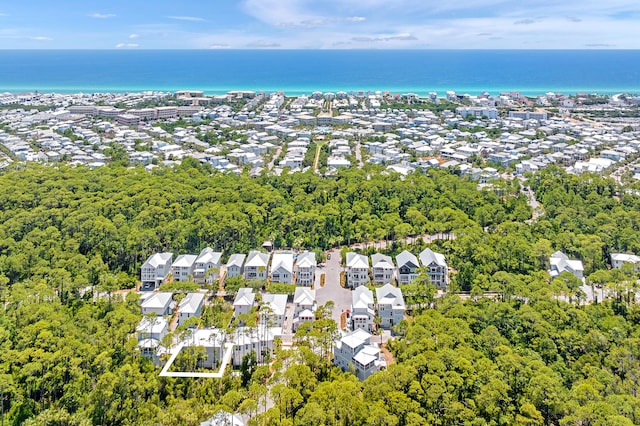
(31, 36, 52, 41)
(247, 40, 281, 48)
(88, 13, 116, 19)
(168, 16, 206, 22)
(346, 16, 367, 22)
(115, 43, 140, 48)
(128, 33, 140, 39)
(208, 44, 231, 49)
(352, 32, 417, 42)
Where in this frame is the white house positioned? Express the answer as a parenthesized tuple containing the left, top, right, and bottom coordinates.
(350, 286, 375, 332)
(375, 284, 405, 329)
(371, 253, 395, 285)
(177, 292, 205, 327)
(140, 252, 173, 290)
(611, 253, 640, 272)
(260, 293, 288, 328)
(137, 315, 169, 343)
(233, 288, 256, 317)
(346, 252, 370, 288)
(244, 251, 270, 281)
(172, 254, 198, 282)
(140, 292, 174, 316)
(549, 251, 584, 280)
(292, 287, 317, 331)
(396, 251, 420, 284)
(295, 251, 316, 286)
(182, 328, 227, 370)
(226, 253, 246, 279)
(333, 329, 386, 381)
(194, 248, 222, 284)
(136, 316, 169, 360)
(231, 325, 282, 367)
(419, 248, 449, 289)
(270, 253, 294, 284)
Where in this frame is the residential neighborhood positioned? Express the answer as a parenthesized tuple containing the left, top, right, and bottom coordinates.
(1, 89, 640, 188)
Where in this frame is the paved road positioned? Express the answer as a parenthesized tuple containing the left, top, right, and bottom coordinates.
(315, 248, 351, 328)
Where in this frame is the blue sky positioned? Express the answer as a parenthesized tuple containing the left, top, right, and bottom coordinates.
(0, 0, 638, 49)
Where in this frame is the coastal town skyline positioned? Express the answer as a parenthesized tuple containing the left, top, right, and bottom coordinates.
(1, 0, 639, 49)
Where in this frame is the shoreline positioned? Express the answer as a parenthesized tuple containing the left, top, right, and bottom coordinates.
(2, 86, 639, 97)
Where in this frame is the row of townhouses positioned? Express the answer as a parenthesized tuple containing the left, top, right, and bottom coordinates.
(346, 248, 449, 289)
(140, 249, 317, 290)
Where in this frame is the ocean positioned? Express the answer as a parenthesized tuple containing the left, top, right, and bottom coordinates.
(1, 49, 639, 96)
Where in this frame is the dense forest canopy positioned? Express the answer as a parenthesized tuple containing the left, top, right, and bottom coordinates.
(1, 162, 640, 425)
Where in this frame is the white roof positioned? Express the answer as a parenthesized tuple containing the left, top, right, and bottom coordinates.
(294, 287, 316, 306)
(346, 252, 369, 269)
(338, 328, 371, 349)
(142, 252, 173, 268)
(271, 253, 294, 274)
(371, 253, 394, 269)
(352, 286, 374, 308)
(245, 250, 270, 268)
(178, 292, 205, 315)
(233, 288, 255, 307)
(296, 251, 316, 268)
(262, 293, 288, 316)
(186, 328, 226, 348)
(419, 248, 447, 268)
(396, 250, 419, 268)
(140, 292, 173, 310)
(172, 254, 198, 268)
(136, 316, 168, 335)
(196, 247, 222, 265)
(227, 253, 246, 268)
(611, 253, 640, 264)
(375, 283, 405, 308)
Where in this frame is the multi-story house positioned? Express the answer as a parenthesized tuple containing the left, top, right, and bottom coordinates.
(396, 250, 419, 284)
(371, 253, 395, 285)
(350, 286, 375, 332)
(193, 248, 222, 284)
(172, 254, 198, 282)
(375, 284, 405, 329)
(346, 252, 369, 288)
(244, 251, 270, 281)
(295, 251, 316, 286)
(140, 252, 173, 290)
(418, 248, 449, 289)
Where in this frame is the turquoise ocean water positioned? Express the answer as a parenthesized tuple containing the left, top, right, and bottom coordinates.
(1, 50, 639, 96)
